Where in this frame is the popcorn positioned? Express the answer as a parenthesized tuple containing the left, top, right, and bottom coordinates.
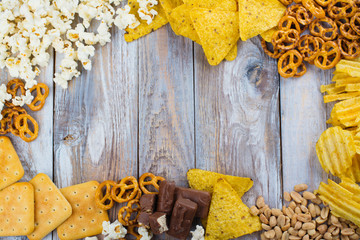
(76, 41, 95, 70)
(114, 5, 140, 30)
(138, 7, 158, 25)
(191, 225, 205, 240)
(102, 220, 127, 240)
(138, 226, 153, 240)
(12, 90, 34, 107)
(97, 22, 111, 46)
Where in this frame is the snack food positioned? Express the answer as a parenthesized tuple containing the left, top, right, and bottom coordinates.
(57, 181, 109, 240)
(118, 199, 141, 226)
(0, 182, 35, 236)
(139, 172, 165, 194)
(28, 173, 72, 240)
(0, 136, 24, 190)
(175, 187, 211, 218)
(112, 176, 140, 203)
(15, 114, 39, 142)
(149, 212, 169, 235)
(28, 83, 49, 111)
(156, 180, 176, 214)
(95, 180, 116, 210)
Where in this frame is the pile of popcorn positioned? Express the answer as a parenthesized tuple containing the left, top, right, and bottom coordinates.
(0, 0, 158, 91)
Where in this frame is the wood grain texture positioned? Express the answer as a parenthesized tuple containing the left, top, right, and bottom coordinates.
(194, 38, 282, 239)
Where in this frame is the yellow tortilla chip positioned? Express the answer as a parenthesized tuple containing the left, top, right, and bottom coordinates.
(239, 0, 286, 41)
(187, 169, 253, 197)
(205, 179, 261, 240)
(191, 8, 239, 65)
(184, 0, 237, 10)
(125, 1, 169, 42)
(260, 27, 278, 42)
(225, 44, 237, 61)
(160, 0, 183, 33)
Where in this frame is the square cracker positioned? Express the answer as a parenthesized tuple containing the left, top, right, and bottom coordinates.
(57, 181, 109, 240)
(0, 182, 35, 236)
(0, 136, 24, 190)
(27, 173, 72, 240)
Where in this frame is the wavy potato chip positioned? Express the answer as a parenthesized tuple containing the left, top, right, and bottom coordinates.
(205, 179, 261, 240)
(316, 127, 356, 177)
(343, 154, 360, 183)
(340, 178, 360, 199)
(336, 60, 360, 78)
(239, 0, 286, 41)
(124, 0, 168, 42)
(191, 8, 239, 65)
(329, 97, 360, 128)
(187, 169, 253, 197)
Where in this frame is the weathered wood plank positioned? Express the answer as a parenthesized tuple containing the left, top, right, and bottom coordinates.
(194, 38, 282, 239)
(52, 26, 139, 239)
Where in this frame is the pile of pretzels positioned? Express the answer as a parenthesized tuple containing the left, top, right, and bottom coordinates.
(262, 0, 360, 78)
(0, 79, 49, 142)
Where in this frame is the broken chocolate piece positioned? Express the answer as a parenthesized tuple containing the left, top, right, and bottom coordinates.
(149, 212, 169, 235)
(140, 194, 157, 213)
(168, 198, 198, 240)
(176, 187, 211, 218)
(138, 212, 151, 227)
(157, 180, 176, 214)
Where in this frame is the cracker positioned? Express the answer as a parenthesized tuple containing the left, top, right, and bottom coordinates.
(0, 136, 24, 190)
(27, 173, 72, 240)
(0, 182, 35, 236)
(57, 181, 109, 240)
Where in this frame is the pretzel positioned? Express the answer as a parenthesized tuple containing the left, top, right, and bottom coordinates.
(286, 4, 304, 17)
(278, 49, 304, 78)
(28, 83, 49, 111)
(272, 29, 300, 51)
(294, 0, 302, 3)
(327, 0, 357, 19)
(278, 15, 303, 33)
(309, 17, 339, 41)
(126, 224, 142, 240)
(5, 79, 25, 107)
(314, 0, 333, 7)
(279, 0, 293, 5)
(314, 41, 341, 70)
(295, 62, 307, 77)
(95, 180, 116, 210)
(302, 0, 326, 19)
(139, 173, 165, 194)
(111, 176, 140, 203)
(295, 6, 314, 26)
(298, 35, 321, 62)
(118, 199, 141, 226)
(0, 118, 8, 135)
(335, 17, 350, 27)
(350, 12, 360, 35)
(338, 37, 360, 59)
(2, 107, 27, 137)
(261, 39, 284, 59)
(339, 23, 360, 40)
(14, 113, 39, 142)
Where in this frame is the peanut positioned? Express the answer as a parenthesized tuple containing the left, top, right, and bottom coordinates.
(317, 224, 328, 234)
(302, 191, 316, 200)
(256, 196, 266, 208)
(250, 206, 260, 216)
(260, 214, 269, 224)
(264, 229, 276, 239)
(342, 228, 355, 236)
(294, 184, 308, 192)
(278, 215, 286, 227)
(321, 207, 329, 219)
(270, 216, 277, 228)
(262, 223, 272, 231)
(272, 208, 283, 217)
(290, 191, 303, 203)
(282, 231, 289, 240)
(284, 191, 292, 202)
(275, 226, 282, 239)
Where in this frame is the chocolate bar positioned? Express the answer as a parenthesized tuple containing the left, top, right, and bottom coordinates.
(149, 212, 169, 235)
(168, 198, 198, 239)
(176, 187, 211, 218)
(157, 181, 176, 214)
(140, 194, 157, 213)
(138, 212, 151, 227)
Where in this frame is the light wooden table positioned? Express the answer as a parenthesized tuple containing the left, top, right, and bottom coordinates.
(0, 23, 334, 240)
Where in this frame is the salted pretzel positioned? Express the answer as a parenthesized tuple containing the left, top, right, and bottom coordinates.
(278, 15, 303, 33)
(295, 62, 307, 77)
(139, 173, 165, 194)
(327, 0, 357, 19)
(335, 17, 350, 27)
(338, 37, 360, 59)
(0, 118, 8, 135)
(261, 39, 284, 59)
(95, 180, 116, 210)
(111, 176, 139, 203)
(298, 35, 321, 62)
(309, 17, 339, 41)
(296, 6, 314, 26)
(286, 4, 304, 17)
(339, 23, 360, 40)
(2, 107, 27, 137)
(126, 224, 142, 240)
(302, 0, 326, 19)
(350, 12, 360, 35)
(278, 49, 304, 78)
(5, 79, 25, 107)
(272, 29, 300, 51)
(14, 113, 39, 142)
(314, 0, 333, 7)
(28, 83, 49, 111)
(294, 0, 302, 3)
(118, 199, 141, 226)
(314, 41, 341, 70)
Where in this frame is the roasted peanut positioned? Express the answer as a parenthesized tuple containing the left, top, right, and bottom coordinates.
(294, 184, 308, 192)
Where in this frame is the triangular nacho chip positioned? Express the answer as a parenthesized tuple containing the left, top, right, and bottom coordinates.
(190, 8, 239, 65)
(225, 44, 237, 61)
(187, 169, 253, 197)
(239, 0, 286, 41)
(205, 179, 261, 240)
(159, 0, 183, 33)
(124, 0, 169, 42)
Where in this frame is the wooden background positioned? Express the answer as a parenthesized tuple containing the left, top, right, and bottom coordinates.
(0, 21, 334, 240)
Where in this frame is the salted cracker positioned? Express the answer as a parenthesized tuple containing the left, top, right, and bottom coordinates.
(57, 181, 109, 240)
(27, 173, 72, 240)
(0, 136, 24, 190)
(0, 182, 35, 236)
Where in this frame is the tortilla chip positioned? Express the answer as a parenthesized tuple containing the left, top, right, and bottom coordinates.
(125, 1, 169, 42)
(239, 0, 286, 41)
(205, 179, 261, 240)
(260, 27, 278, 42)
(160, 0, 183, 33)
(184, 0, 237, 10)
(225, 44, 238, 61)
(191, 8, 240, 65)
(187, 169, 253, 197)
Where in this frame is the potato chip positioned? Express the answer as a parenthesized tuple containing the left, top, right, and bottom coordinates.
(205, 179, 261, 239)
(329, 97, 360, 128)
(260, 27, 278, 42)
(225, 44, 238, 61)
(190, 8, 239, 65)
(316, 179, 360, 227)
(340, 177, 360, 197)
(159, 0, 183, 33)
(343, 154, 360, 183)
(239, 0, 286, 41)
(336, 60, 360, 78)
(187, 169, 253, 197)
(124, 1, 169, 42)
(323, 92, 360, 103)
(316, 126, 356, 177)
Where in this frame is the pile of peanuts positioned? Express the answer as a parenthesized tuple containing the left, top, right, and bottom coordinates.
(250, 184, 360, 240)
